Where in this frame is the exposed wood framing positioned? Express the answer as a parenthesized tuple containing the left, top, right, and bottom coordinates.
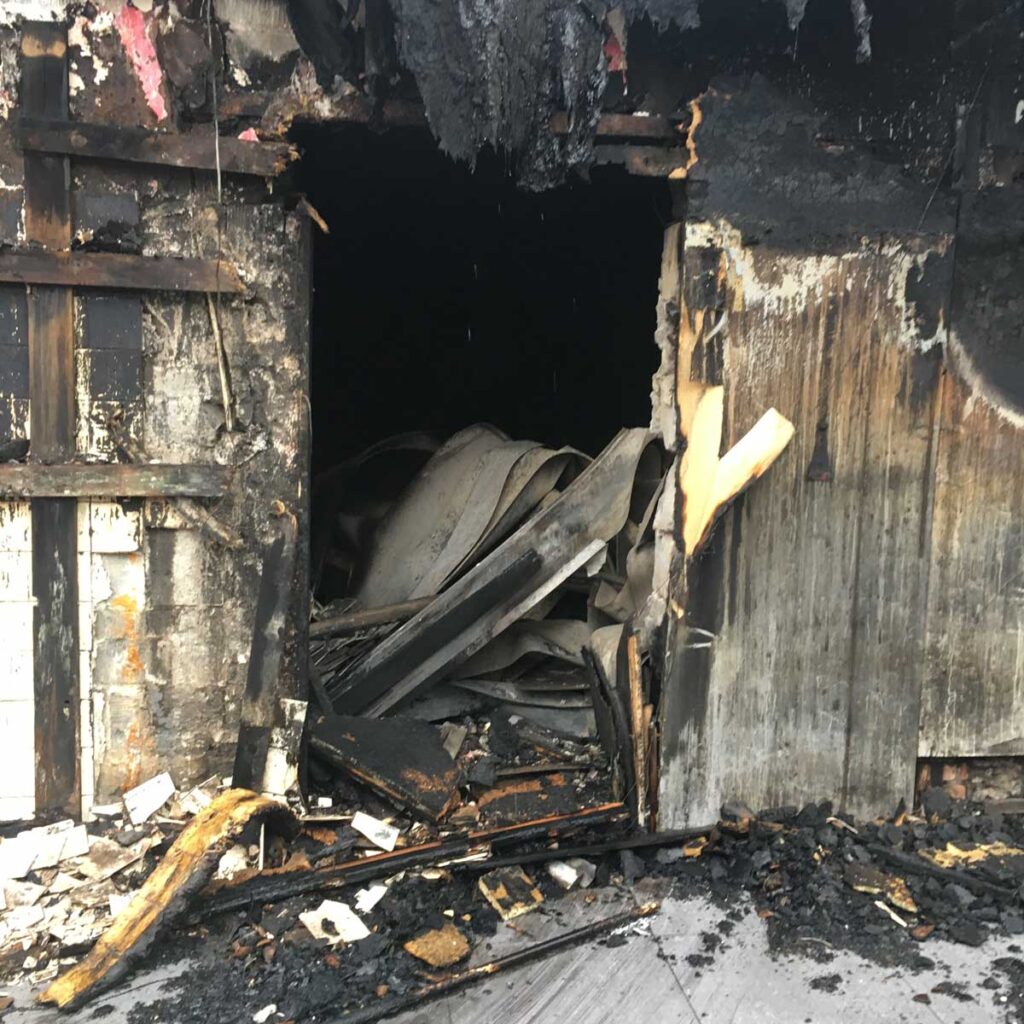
(18, 118, 298, 177)
(592, 144, 687, 177)
(22, 21, 80, 817)
(0, 251, 245, 293)
(0, 463, 232, 498)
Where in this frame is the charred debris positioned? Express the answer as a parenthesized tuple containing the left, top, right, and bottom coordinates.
(1, 421, 1023, 1023)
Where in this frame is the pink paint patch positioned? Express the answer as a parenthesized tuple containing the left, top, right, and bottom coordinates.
(237, 128, 260, 142)
(115, 3, 167, 122)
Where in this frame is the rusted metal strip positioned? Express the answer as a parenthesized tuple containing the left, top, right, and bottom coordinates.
(0, 250, 245, 293)
(18, 117, 297, 176)
(22, 20, 80, 818)
(0, 463, 232, 498)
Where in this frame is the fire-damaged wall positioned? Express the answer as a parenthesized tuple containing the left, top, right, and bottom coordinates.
(0, 5, 310, 818)
(0, 0, 1020, 825)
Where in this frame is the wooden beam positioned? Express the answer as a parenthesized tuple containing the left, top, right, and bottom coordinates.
(0, 250, 245, 293)
(551, 112, 683, 140)
(0, 463, 232, 498)
(22, 21, 80, 818)
(18, 118, 298, 177)
(592, 144, 687, 177)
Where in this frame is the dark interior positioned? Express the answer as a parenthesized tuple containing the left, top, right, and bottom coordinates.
(292, 125, 669, 473)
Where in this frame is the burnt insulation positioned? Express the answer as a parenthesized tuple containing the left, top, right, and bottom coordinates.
(389, 0, 607, 189)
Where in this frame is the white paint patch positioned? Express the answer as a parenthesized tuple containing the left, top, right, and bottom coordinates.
(1016, 99, 1024, 125)
(0, 0, 65, 21)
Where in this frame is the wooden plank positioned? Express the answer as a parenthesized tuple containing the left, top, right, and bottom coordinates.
(233, 514, 298, 791)
(658, 228, 942, 827)
(552, 112, 683, 140)
(920, 372, 1024, 756)
(0, 463, 232, 498)
(592, 144, 686, 177)
(18, 118, 298, 177)
(0, 250, 244, 293)
(22, 20, 79, 817)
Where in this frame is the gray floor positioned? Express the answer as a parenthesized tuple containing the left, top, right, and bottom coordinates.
(3, 883, 1020, 1024)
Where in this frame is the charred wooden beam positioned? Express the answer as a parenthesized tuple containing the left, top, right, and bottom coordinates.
(0, 251, 244, 293)
(551, 111, 682, 140)
(329, 549, 544, 715)
(40, 790, 295, 1010)
(0, 463, 232, 498)
(18, 118, 297, 177)
(309, 597, 432, 639)
(592, 144, 687, 177)
(233, 513, 299, 791)
(309, 713, 462, 822)
(198, 803, 627, 918)
(22, 21, 79, 818)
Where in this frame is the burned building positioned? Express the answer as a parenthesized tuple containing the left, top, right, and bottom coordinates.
(0, 0, 1020, 883)
(0, 0, 1021, 826)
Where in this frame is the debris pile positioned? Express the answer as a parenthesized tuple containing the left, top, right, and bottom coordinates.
(639, 794, 1024, 963)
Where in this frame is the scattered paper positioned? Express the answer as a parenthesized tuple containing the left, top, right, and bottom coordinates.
(546, 858, 597, 890)
(215, 844, 249, 880)
(567, 857, 596, 888)
(547, 861, 580, 890)
(315, 797, 333, 809)
(3, 881, 45, 908)
(298, 900, 370, 944)
(178, 776, 219, 817)
(354, 885, 388, 913)
(252, 1004, 277, 1023)
(89, 804, 122, 819)
(67, 836, 149, 882)
(0, 821, 90, 880)
(123, 772, 175, 826)
(108, 892, 133, 918)
(351, 811, 399, 852)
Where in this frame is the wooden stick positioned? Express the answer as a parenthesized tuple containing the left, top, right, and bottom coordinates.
(309, 597, 433, 639)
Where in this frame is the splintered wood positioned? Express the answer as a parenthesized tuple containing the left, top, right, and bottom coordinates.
(678, 382, 794, 557)
(40, 790, 292, 1010)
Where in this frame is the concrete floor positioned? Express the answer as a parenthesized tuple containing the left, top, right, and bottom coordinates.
(4, 883, 1021, 1024)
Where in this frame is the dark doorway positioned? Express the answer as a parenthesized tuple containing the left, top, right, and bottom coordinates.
(292, 125, 669, 600)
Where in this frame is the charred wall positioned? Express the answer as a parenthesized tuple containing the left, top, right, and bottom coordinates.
(0, 9, 309, 814)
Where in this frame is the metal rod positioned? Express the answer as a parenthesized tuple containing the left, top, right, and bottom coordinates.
(321, 901, 661, 1023)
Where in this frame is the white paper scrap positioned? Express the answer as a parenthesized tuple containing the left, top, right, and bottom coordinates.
(0, 821, 89, 879)
(353, 884, 388, 913)
(108, 892, 133, 918)
(123, 772, 175, 825)
(298, 900, 370, 944)
(252, 1004, 277, 1024)
(351, 811, 399, 852)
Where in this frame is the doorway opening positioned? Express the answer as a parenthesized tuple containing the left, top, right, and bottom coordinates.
(292, 124, 669, 608)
